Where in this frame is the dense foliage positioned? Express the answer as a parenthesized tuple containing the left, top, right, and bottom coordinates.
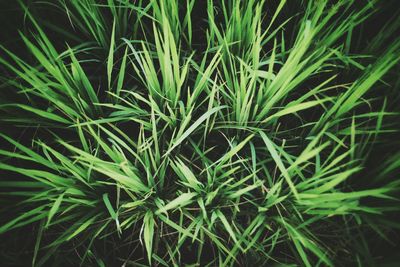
(1, 0, 400, 266)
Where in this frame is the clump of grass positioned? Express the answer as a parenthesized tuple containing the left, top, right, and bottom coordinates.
(0, 0, 400, 266)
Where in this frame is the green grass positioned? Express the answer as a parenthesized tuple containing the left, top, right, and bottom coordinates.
(0, 0, 400, 266)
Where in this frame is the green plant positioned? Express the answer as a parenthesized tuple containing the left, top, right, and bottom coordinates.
(1, 0, 400, 266)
